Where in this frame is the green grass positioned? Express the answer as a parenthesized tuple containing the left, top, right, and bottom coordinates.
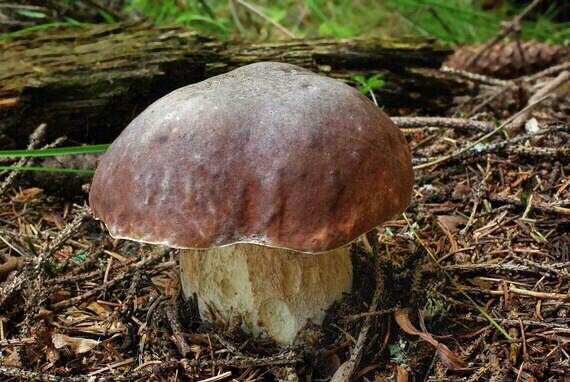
(0, 145, 109, 158)
(122, 0, 569, 44)
(354, 73, 386, 106)
(0, 145, 109, 174)
(0, 21, 88, 41)
(2, 1, 567, 43)
(0, 166, 95, 174)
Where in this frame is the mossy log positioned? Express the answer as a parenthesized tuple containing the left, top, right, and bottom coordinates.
(0, 21, 465, 147)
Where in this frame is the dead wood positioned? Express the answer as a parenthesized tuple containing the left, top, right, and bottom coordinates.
(0, 20, 460, 147)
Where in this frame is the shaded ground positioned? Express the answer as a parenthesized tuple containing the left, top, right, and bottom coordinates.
(0, 50, 569, 382)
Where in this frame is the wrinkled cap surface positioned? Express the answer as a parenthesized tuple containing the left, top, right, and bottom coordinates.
(90, 62, 414, 253)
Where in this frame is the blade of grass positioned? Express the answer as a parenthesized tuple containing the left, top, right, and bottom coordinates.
(402, 213, 513, 340)
(157, 0, 177, 25)
(15, 10, 47, 19)
(234, 0, 296, 38)
(63, 17, 86, 26)
(0, 22, 88, 40)
(197, 0, 217, 21)
(400, 0, 501, 23)
(0, 166, 95, 174)
(173, 14, 228, 33)
(98, 9, 116, 24)
(0, 144, 109, 158)
(304, 0, 342, 37)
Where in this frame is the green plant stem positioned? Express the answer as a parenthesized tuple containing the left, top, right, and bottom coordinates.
(0, 144, 109, 158)
(0, 166, 94, 174)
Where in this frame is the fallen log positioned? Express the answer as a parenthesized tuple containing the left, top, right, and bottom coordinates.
(0, 20, 466, 147)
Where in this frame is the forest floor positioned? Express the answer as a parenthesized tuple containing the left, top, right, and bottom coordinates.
(0, 42, 569, 382)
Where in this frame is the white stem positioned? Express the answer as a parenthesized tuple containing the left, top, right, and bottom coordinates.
(179, 244, 353, 345)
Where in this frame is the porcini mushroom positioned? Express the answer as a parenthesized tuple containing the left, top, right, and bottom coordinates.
(89, 62, 413, 345)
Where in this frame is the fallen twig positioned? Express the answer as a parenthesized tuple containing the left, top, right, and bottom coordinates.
(51, 247, 171, 310)
(506, 70, 570, 136)
(466, 83, 512, 117)
(523, 61, 570, 83)
(0, 365, 95, 382)
(489, 193, 570, 216)
(392, 117, 494, 132)
(443, 263, 570, 280)
(333, 230, 384, 381)
(0, 123, 46, 197)
(165, 300, 193, 357)
(440, 66, 509, 87)
(413, 94, 559, 170)
(179, 351, 300, 368)
(504, 145, 570, 158)
(484, 285, 570, 300)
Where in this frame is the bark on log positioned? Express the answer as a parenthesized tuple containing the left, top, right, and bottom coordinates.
(0, 20, 466, 148)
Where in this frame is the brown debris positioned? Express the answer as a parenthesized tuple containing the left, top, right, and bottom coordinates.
(446, 41, 569, 79)
(394, 309, 469, 371)
(0, 17, 569, 380)
(0, 92, 568, 380)
(2, 2, 570, 380)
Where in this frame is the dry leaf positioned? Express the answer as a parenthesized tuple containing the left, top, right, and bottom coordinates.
(0, 255, 19, 282)
(52, 333, 100, 355)
(0, 350, 22, 367)
(12, 187, 43, 203)
(437, 215, 467, 232)
(49, 289, 71, 304)
(394, 309, 469, 371)
(36, 307, 54, 323)
(330, 361, 349, 382)
(467, 277, 494, 289)
(396, 365, 409, 382)
(451, 184, 471, 199)
(40, 210, 64, 230)
(46, 341, 60, 364)
(318, 351, 341, 377)
(86, 301, 113, 317)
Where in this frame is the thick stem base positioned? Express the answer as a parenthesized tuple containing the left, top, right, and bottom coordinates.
(179, 244, 352, 344)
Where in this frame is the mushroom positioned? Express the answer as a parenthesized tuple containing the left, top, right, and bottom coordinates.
(89, 62, 413, 345)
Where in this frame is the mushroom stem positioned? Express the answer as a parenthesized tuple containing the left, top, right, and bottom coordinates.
(179, 244, 353, 344)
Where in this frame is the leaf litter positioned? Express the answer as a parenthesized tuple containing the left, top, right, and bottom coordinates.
(0, 55, 569, 382)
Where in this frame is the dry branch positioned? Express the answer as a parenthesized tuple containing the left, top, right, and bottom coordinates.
(50, 247, 170, 310)
(392, 117, 494, 132)
(506, 70, 570, 136)
(489, 193, 570, 215)
(412, 104, 566, 169)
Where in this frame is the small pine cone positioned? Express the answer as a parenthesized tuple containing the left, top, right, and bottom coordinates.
(445, 41, 569, 79)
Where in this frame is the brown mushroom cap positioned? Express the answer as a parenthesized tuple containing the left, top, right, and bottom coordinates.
(89, 62, 413, 253)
